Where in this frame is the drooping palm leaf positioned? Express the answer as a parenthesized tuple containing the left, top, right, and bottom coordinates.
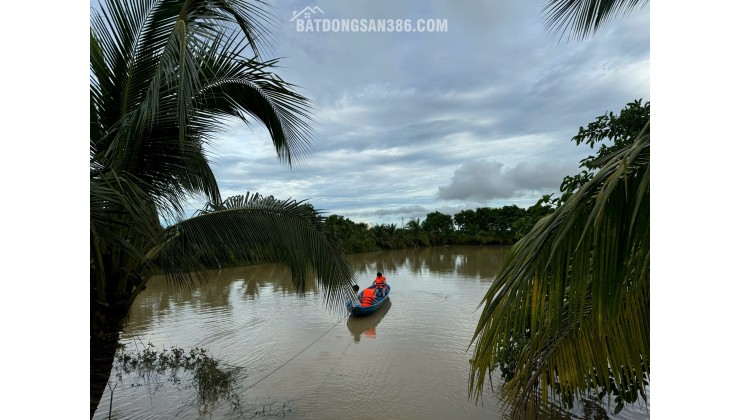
(147, 193, 355, 309)
(469, 123, 649, 416)
(90, 170, 164, 252)
(191, 31, 315, 165)
(543, 0, 648, 40)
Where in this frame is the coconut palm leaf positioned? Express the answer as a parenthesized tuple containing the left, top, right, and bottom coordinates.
(90, 0, 311, 211)
(147, 193, 355, 309)
(543, 0, 648, 40)
(90, 170, 163, 252)
(191, 30, 314, 165)
(469, 123, 649, 416)
(90, 169, 168, 308)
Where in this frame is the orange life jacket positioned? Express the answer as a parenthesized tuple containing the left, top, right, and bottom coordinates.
(374, 275, 387, 287)
(361, 288, 376, 307)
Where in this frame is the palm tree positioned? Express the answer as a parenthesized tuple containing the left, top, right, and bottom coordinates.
(404, 218, 429, 248)
(469, 3, 650, 415)
(90, 0, 355, 415)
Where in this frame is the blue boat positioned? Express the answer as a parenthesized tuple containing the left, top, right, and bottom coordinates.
(347, 284, 391, 316)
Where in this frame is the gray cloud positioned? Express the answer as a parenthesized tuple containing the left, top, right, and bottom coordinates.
(437, 160, 574, 202)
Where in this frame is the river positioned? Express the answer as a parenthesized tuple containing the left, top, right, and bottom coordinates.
(92, 246, 649, 419)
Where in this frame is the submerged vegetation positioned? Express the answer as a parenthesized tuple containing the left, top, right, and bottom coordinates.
(112, 343, 245, 414)
(109, 342, 293, 418)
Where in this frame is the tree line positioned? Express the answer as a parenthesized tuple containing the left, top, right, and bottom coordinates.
(324, 201, 554, 254)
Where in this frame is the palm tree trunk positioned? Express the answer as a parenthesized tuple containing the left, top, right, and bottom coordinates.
(90, 308, 121, 418)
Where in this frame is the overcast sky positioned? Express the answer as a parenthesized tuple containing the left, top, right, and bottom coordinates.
(194, 0, 650, 226)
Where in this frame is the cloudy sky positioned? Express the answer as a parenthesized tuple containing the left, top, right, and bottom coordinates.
(198, 0, 650, 226)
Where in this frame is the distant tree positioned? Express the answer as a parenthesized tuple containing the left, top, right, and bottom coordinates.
(383, 224, 406, 248)
(491, 205, 528, 243)
(354, 222, 378, 252)
(473, 207, 497, 236)
(421, 211, 454, 245)
(326, 215, 380, 253)
(405, 218, 430, 248)
(370, 224, 392, 249)
(454, 209, 479, 234)
(326, 214, 356, 252)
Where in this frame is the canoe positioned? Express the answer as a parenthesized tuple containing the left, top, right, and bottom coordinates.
(347, 284, 391, 316)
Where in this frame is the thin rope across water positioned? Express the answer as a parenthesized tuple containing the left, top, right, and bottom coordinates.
(242, 313, 349, 392)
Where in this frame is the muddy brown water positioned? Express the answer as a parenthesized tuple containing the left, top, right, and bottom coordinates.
(93, 246, 649, 419)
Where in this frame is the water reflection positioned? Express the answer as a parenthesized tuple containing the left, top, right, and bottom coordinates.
(346, 300, 392, 343)
(128, 246, 508, 336)
(125, 264, 320, 337)
(349, 246, 509, 281)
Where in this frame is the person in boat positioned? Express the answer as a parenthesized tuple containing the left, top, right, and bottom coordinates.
(352, 284, 376, 307)
(359, 286, 378, 307)
(373, 272, 388, 297)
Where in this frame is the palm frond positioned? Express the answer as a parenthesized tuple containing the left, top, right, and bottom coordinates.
(147, 193, 356, 309)
(90, 169, 164, 254)
(195, 55, 314, 165)
(543, 0, 648, 40)
(91, 0, 313, 208)
(469, 122, 649, 415)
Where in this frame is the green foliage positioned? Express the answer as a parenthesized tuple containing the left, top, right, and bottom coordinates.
(454, 206, 533, 245)
(453, 210, 478, 234)
(320, 203, 554, 253)
(421, 211, 455, 245)
(469, 102, 650, 417)
(513, 196, 556, 240)
(371, 223, 405, 249)
(404, 218, 431, 248)
(557, 100, 650, 206)
(486, 206, 528, 243)
(325, 215, 380, 253)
